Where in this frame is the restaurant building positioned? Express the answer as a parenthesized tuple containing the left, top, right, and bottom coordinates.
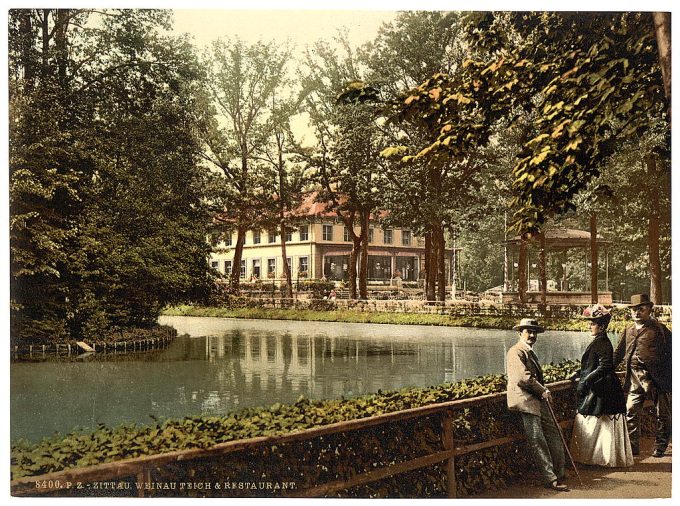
(209, 193, 439, 284)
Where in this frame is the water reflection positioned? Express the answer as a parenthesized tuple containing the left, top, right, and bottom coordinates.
(11, 316, 594, 442)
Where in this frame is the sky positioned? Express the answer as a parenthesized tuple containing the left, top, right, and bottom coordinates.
(168, 9, 401, 146)
(171, 10, 398, 52)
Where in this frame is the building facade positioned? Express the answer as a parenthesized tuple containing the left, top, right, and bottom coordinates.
(209, 195, 436, 284)
(209, 220, 428, 284)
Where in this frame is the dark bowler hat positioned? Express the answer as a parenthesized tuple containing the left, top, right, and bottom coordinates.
(513, 318, 545, 333)
(627, 293, 654, 308)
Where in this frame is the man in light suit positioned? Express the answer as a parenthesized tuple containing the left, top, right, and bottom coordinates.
(507, 318, 567, 491)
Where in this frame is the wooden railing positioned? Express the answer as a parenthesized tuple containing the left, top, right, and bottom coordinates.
(11, 379, 578, 498)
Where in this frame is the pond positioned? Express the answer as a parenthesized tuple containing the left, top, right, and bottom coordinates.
(10, 316, 597, 443)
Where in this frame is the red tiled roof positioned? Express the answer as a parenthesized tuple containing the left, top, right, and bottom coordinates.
(288, 191, 388, 220)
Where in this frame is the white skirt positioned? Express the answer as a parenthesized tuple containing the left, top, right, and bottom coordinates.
(569, 413, 634, 467)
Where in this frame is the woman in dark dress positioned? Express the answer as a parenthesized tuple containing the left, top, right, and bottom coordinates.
(569, 304, 633, 467)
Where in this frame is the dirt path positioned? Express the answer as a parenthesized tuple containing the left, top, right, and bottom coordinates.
(475, 438, 672, 499)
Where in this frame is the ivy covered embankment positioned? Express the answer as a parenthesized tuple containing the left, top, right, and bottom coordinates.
(10, 360, 581, 480)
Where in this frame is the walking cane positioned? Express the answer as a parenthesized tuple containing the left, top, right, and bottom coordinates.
(545, 397, 583, 486)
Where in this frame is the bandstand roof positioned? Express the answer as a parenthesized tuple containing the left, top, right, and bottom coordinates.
(504, 228, 612, 248)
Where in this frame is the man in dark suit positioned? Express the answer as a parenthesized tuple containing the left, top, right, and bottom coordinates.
(614, 294, 672, 457)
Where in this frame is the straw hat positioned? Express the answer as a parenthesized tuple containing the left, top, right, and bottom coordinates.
(512, 318, 545, 333)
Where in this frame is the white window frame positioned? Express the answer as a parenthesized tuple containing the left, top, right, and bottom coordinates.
(298, 256, 309, 276)
(267, 257, 277, 276)
(384, 228, 393, 245)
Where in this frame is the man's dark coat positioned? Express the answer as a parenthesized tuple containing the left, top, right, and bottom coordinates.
(614, 319, 672, 392)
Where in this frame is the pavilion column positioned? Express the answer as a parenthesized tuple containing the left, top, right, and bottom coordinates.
(539, 232, 547, 305)
(590, 213, 599, 304)
(605, 250, 609, 292)
(518, 235, 528, 303)
(503, 212, 509, 291)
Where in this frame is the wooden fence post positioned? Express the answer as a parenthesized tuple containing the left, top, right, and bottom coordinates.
(137, 468, 151, 497)
(441, 409, 457, 498)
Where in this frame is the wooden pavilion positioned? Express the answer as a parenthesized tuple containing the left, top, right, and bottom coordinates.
(501, 228, 612, 304)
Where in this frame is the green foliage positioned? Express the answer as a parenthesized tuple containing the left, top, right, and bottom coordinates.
(10, 359, 580, 479)
(9, 10, 215, 342)
(379, 12, 667, 235)
(200, 37, 294, 288)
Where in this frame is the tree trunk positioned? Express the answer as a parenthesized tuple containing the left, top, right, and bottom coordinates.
(424, 231, 437, 302)
(41, 9, 50, 76)
(55, 9, 69, 86)
(646, 153, 663, 303)
(279, 220, 293, 299)
(230, 225, 247, 290)
(436, 224, 446, 302)
(518, 235, 528, 303)
(348, 241, 359, 299)
(338, 211, 359, 299)
(277, 133, 293, 300)
(424, 231, 431, 300)
(358, 210, 369, 299)
(652, 12, 671, 120)
(589, 213, 599, 304)
(19, 10, 35, 92)
(539, 231, 547, 305)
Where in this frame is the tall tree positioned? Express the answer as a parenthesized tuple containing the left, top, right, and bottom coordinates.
(299, 34, 380, 299)
(362, 12, 502, 301)
(200, 38, 292, 290)
(9, 9, 214, 341)
(258, 91, 306, 299)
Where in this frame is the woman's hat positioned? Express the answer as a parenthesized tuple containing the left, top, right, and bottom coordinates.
(627, 293, 654, 308)
(581, 304, 612, 323)
(512, 318, 545, 333)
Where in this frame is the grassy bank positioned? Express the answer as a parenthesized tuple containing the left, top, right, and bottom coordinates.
(163, 305, 636, 333)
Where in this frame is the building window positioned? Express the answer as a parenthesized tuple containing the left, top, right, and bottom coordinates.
(285, 228, 292, 242)
(368, 228, 374, 244)
(211, 260, 219, 270)
(268, 230, 277, 243)
(323, 224, 333, 241)
(298, 256, 309, 278)
(344, 226, 352, 242)
(225, 233, 232, 246)
(253, 230, 261, 244)
(225, 261, 232, 276)
(240, 259, 246, 279)
(384, 228, 393, 245)
(396, 256, 417, 281)
(369, 255, 392, 280)
(324, 255, 350, 281)
(299, 225, 309, 241)
(252, 259, 261, 279)
(402, 230, 411, 246)
(267, 258, 276, 278)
